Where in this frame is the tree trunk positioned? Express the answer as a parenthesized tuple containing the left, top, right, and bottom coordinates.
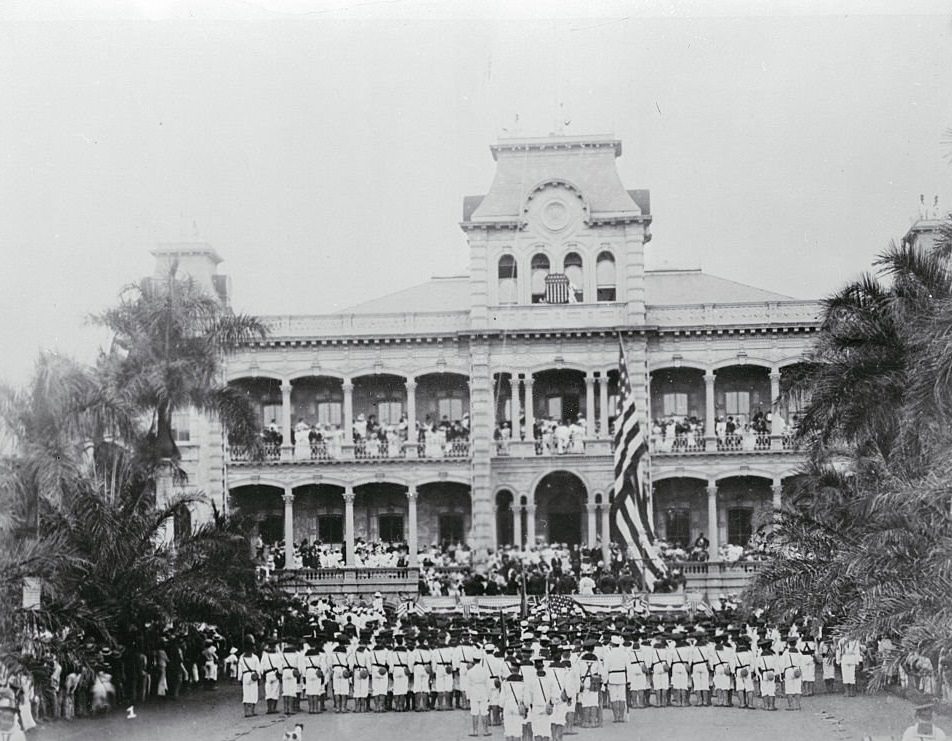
(155, 402, 180, 460)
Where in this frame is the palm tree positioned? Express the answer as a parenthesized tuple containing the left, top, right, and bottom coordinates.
(749, 220, 952, 685)
(92, 272, 266, 468)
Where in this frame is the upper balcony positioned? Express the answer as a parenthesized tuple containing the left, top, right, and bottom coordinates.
(228, 370, 471, 465)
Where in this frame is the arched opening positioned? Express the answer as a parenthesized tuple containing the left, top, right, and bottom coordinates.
(415, 373, 470, 453)
(532, 368, 587, 424)
(716, 476, 773, 551)
(563, 252, 584, 302)
(229, 485, 283, 543)
(291, 484, 345, 544)
(498, 255, 518, 305)
(649, 368, 705, 450)
(418, 482, 472, 547)
(352, 374, 407, 456)
(534, 471, 587, 545)
(495, 489, 515, 546)
(353, 482, 408, 545)
(530, 254, 550, 304)
(596, 251, 617, 302)
(714, 365, 771, 429)
(779, 363, 812, 434)
(229, 377, 282, 455)
(652, 478, 706, 550)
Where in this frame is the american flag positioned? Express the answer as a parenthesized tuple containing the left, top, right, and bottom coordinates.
(396, 599, 429, 618)
(610, 337, 668, 591)
(532, 594, 588, 619)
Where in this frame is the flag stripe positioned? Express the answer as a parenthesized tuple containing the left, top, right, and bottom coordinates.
(610, 337, 668, 591)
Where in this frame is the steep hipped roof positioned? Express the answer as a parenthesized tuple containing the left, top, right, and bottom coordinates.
(337, 269, 795, 315)
(467, 136, 644, 223)
(645, 269, 794, 304)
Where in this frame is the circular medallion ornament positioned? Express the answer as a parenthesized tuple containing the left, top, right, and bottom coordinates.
(541, 199, 570, 231)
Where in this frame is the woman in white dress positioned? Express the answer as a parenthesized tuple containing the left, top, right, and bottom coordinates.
(424, 425, 441, 458)
(294, 419, 311, 460)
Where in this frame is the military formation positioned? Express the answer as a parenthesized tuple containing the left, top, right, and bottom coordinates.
(234, 610, 865, 739)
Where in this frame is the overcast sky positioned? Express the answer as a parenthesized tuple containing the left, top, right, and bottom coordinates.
(1, 0, 951, 387)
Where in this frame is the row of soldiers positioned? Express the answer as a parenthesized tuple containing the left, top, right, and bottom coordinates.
(234, 613, 862, 737)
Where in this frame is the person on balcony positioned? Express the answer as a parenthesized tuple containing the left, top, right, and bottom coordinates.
(294, 418, 311, 460)
(569, 417, 585, 453)
(554, 419, 571, 454)
(326, 424, 343, 459)
(691, 534, 710, 561)
(353, 413, 367, 444)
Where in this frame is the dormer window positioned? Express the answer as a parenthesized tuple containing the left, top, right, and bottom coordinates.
(596, 251, 617, 302)
(564, 252, 584, 302)
(531, 254, 550, 304)
(498, 255, 518, 305)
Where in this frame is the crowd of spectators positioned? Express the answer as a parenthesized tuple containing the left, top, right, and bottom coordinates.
(255, 412, 470, 460)
(1, 623, 233, 732)
(494, 415, 611, 454)
(650, 409, 800, 453)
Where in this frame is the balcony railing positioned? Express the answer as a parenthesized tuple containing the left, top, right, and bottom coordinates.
(355, 439, 406, 459)
(651, 432, 797, 455)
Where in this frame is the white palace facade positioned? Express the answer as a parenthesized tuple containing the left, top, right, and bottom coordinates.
(163, 134, 820, 569)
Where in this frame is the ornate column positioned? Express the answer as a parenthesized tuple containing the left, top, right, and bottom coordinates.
(704, 371, 716, 442)
(770, 370, 781, 408)
(585, 372, 596, 436)
(406, 486, 418, 566)
(280, 381, 293, 458)
(600, 503, 611, 566)
(512, 374, 523, 439)
(405, 379, 417, 456)
(524, 373, 535, 440)
(342, 379, 354, 439)
(586, 501, 598, 547)
(343, 486, 356, 567)
(513, 505, 523, 550)
(282, 487, 297, 570)
(525, 503, 536, 547)
(706, 482, 719, 560)
(598, 372, 610, 438)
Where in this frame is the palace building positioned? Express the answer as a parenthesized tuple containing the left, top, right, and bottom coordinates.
(162, 134, 820, 570)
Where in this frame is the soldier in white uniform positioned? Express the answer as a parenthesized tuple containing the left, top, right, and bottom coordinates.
(577, 643, 601, 727)
(527, 658, 559, 741)
(369, 639, 391, 713)
(411, 638, 432, 712)
(628, 637, 650, 709)
(432, 641, 456, 711)
(485, 644, 506, 727)
(389, 643, 411, 712)
(780, 639, 803, 710)
(548, 647, 576, 741)
(800, 642, 817, 696)
(649, 635, 671, 708)
(669, 637, 691, 707)
(838, 638, 862, 698)
(501, 670, 527, 741)
(238, 639, 261, 717)
(757, 640, 778, 711)
(303, 646, 325, 714)
(329, 644, 351, 713)
(350, 639, 373, 712)
(709, 638, 732, 707)
(455, 635, 475, 710)
(603, 635, 628, 722)
(731, 636, 755, 709)
(260, 639, 282, 715)
(280, 640, 304, 715)
(467, 649, 492, 737)
(689, 634, 712, 707)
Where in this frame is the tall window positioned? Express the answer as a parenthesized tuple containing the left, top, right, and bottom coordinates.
(664, 509, 691, 548)
(439, 514, 465, 545)
(727, 508, 753, 546)
(378, 514, 404, 542)
(545, 396, 563, 421)
(377, 401, 403, 425)
(316, 401, 342, 426)
(498, 255, 518, 305)
(318, 515, 343, 543)
(531, 254, 550, 303)
(662, 392, 689, 417)
(724, 391, 750, 423)
(171, 410, 192, 443)
(596, 251, 617, 302)
(438, 397, 465, 421)
(563, 252, 584, 302)
(261, 402, 282, 429)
